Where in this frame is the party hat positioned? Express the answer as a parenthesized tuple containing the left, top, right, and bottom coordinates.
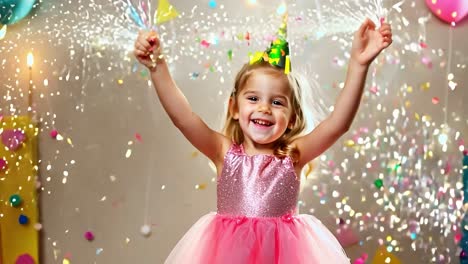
(249, 14, 290, 74)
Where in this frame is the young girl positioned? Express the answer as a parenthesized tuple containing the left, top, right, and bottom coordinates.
(134, 18, 392, 264)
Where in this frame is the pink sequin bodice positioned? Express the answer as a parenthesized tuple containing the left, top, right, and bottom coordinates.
(217, 143, 300, 217)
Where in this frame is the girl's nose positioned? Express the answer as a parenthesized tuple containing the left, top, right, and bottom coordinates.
(257, 104, 271, 114)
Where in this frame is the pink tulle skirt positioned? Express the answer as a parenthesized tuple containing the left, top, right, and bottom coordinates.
(165, 212, 350, 264)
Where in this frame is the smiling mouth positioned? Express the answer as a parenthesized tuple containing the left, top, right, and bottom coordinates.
(251, 119, 273, 126)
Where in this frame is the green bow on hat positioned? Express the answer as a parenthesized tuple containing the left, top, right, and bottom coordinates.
(249, 14, 290, 74)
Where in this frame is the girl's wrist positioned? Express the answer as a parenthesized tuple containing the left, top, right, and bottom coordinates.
(148, 56, 166, 73)
(348, 57, 370, 72)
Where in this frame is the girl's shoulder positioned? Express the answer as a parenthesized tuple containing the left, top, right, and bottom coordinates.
(220, 138, 236, 157)
(224, 141, 244, 155)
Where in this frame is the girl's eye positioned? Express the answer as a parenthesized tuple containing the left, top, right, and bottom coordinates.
(247, 97, 258, 101)
(272, 100, 283, 106)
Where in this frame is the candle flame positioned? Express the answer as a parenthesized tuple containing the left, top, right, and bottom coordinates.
(27, 52, 34, 68)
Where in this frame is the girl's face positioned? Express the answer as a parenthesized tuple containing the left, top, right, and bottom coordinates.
(232, 70, 295, 146)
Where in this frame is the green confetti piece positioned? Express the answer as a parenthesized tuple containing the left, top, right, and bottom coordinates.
(374, 179, 383, 189)
(140, 69, 149, 78)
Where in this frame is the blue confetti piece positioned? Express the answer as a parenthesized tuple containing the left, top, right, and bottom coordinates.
(209, 0, 217, 8)
(132, 63, 139, 73)
(190, 72, 200, 79)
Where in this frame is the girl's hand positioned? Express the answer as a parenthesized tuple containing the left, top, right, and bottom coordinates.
(350, 18, 392, 66)
(133, 30, 162, 71)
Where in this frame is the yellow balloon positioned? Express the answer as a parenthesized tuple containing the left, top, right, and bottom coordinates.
(371, 246, 402, 264)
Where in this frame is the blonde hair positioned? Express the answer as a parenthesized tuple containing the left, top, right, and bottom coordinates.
(222, 61, 310, 163)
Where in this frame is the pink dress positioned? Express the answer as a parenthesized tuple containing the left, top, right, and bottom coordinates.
(165, 143, 350, 263)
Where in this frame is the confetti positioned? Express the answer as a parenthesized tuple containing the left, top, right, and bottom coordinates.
(195, 184, 207, 190)
(200, 40, 211, 48)
(140, 224, 152, 237)
(208, 0, 217, 9)
(84, 231, 94, 241)
(135, 132, 142, 142)
(0, 25, 6, 40)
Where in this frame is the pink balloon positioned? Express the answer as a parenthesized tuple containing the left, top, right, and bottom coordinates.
(425, 0, 468, 24)
(1, 129, 27, 151)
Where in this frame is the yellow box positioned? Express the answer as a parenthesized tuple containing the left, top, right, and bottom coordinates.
(0, 115, 39, 264)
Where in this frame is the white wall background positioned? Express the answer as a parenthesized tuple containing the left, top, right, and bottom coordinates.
(1, 0, 467, 263)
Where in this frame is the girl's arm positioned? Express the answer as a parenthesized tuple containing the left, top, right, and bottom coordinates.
(294, 19, 392, 168)
(134, 31, 228, 164)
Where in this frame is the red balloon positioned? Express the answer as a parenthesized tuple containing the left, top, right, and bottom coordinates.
(425, 0, 468, 24)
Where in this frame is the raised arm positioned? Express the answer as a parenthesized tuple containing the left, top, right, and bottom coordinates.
(134, 31, 228, 164)
(294, 19, 393, 168)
